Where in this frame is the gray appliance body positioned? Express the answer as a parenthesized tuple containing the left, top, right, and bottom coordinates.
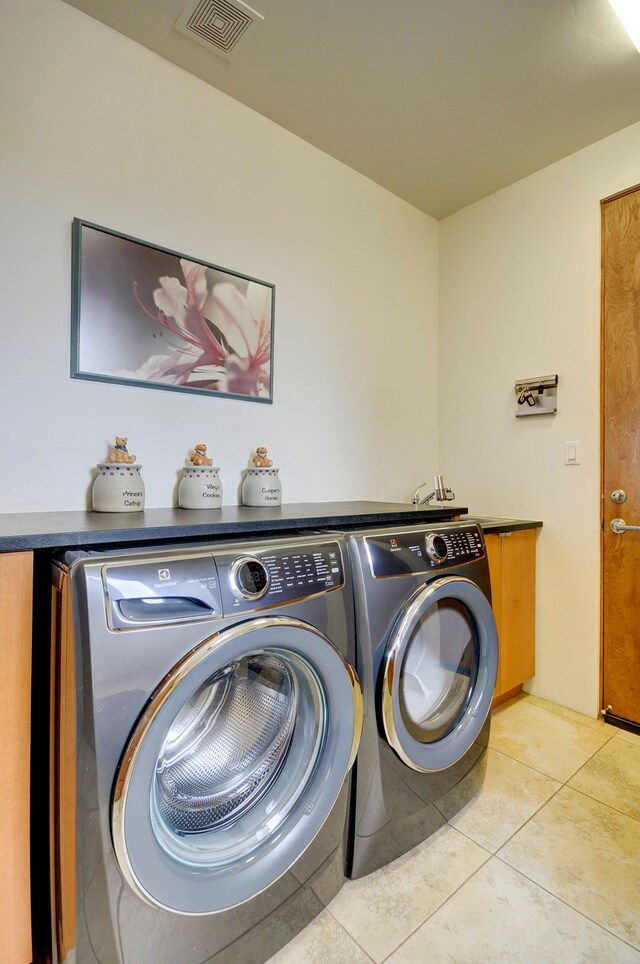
(346, 522, 498, 879)
(52, 533, 362, 964)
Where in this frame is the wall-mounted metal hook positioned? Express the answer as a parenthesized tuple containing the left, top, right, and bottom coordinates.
(514, 374, 558, 418)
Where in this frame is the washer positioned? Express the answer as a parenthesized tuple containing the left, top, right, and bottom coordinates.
(346, 522, 498, 879)
(50, 533, 363, 963)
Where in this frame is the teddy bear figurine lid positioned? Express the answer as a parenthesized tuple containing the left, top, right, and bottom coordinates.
(252, 446, 273, 468)
(108, 436, 137, 464)
(189, 443, 214, 466)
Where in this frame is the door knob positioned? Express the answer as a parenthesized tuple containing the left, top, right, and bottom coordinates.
(610, 518, 640, 533)
(611, 490, 627, 504)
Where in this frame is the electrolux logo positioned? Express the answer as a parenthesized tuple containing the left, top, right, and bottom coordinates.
(158, 569, 171, 580)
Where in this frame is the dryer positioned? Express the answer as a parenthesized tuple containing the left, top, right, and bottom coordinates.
(50, 533, 362, 963)
(346, 522, 498, 879)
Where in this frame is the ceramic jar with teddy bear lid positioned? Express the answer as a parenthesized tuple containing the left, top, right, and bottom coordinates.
(178, 444, 222, 509)
(242, 446, 282, 507)
(92, 437, 145, 512)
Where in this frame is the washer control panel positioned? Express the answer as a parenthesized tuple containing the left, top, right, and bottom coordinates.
(102, 540, 345, 628)
(365, 525, 484, 578)
(220, 542, 344, 612)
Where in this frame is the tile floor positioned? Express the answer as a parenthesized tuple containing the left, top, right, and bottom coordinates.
(269, 693, 640, 963)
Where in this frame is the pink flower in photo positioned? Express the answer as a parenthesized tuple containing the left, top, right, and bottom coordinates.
(134, 259, 228, 385)
(206, 281, 272, 397)
(134, 260, 271, 396)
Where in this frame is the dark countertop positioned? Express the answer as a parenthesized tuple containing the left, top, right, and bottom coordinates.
(460, 516, 543, 534)
(0, 501, 471, 552)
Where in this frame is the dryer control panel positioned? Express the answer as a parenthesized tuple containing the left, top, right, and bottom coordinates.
(365, 525, 484, 578)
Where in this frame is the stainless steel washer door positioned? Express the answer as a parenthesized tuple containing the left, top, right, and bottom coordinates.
(112, 616, 362, 915)
(381, 576, 498, 772)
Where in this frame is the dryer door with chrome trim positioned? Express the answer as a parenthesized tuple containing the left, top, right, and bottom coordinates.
(112, 616, 362, 915)
(380, 576, 497, 772)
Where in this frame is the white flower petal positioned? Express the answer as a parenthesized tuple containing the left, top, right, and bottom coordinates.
(202, 282, 253, 357)
(114, 353, 185, 383)
(153, 276, 187, 323)
(180, 259, 208, 310)
(246, 282, 272, 329)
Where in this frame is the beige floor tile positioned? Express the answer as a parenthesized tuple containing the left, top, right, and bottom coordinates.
(387, 858, 640, 964)
(569, 736, 640, 821)
(523, 693, 618, 735)
(437, 748, 560, 852)
(490, 696, 613, 781)
(328, 825, 488, 963)
(499, 787, 640, 949)
(615, 728, 640, 747)
(267, 909, 371, 964)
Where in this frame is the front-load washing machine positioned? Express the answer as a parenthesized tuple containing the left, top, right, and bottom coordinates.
(346, 522, 498, 879)
(50, 533, 362, 963)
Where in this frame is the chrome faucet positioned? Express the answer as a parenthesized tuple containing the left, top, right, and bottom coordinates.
(411, 475, 456, 505)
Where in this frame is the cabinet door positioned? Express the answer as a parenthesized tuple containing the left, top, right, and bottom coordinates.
(499, 529, 536, 693)
(0, 552, 33, 963)
(484, 533, 503, 694)
(485, 530, 536, 698)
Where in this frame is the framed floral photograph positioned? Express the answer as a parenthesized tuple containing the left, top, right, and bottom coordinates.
(71, 219, 274, 402)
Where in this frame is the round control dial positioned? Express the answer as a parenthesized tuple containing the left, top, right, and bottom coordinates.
(425, 533, 448, 564)
(230, 556, 270, 600)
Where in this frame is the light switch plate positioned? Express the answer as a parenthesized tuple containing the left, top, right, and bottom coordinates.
(565, 440, 581, 465)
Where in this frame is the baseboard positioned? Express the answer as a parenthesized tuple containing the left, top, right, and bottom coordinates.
(492, 685, 523, 708)
(602, 711, 640, 737)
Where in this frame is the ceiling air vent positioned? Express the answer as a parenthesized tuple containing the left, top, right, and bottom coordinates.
(175, 0, 264, 61)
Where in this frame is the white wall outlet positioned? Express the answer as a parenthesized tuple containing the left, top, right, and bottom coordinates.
(565, 441, 581, 465)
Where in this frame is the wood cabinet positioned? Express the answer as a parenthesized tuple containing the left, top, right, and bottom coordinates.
(484, 529, 536, 703)
(0, 551, 33, 963)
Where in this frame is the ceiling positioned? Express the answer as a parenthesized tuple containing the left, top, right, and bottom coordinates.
(61, 0, 640, 219)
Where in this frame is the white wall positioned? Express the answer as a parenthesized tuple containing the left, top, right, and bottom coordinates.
(439, 121, 640, 717)
(0, 0, 439, 512)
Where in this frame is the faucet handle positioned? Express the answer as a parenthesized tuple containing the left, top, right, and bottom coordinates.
(411, 482, 427, 504)
(433, 475, 446, 501)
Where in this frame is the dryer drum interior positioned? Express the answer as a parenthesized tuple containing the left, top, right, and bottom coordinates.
(397, 597, 480, 744)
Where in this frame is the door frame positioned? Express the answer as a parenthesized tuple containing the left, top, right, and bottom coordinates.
(600, 181, 640, 732)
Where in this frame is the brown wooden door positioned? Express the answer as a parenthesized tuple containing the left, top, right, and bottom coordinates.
(602, 184, 640, 726)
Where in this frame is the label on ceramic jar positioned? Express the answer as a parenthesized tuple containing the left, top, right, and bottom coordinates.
(123, 489, 144, 508)
(202, 483, 221, 499)
(262, 487, 280, 500)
